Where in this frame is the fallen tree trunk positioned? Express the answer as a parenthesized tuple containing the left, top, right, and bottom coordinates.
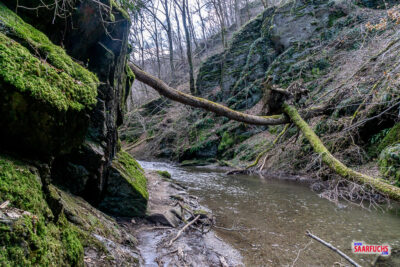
(129, 63, 400, 202)
(129, 63, 328, 126)
(283, 103, 400, 201)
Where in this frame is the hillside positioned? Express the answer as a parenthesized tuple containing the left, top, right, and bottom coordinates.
(122, 0, 400, 198)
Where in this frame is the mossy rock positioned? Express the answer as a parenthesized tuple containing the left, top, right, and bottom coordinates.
(156, 170, 172, 179)
(99, 151, 148, 217)
(378, 144, 400, 186)
(377, 123, 400, 153)
(0, 5, 99, 159)
(0, 3, 98, 111)
(0, 155, 84, 266)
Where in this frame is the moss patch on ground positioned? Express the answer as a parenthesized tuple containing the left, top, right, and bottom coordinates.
(0, 156, 84, 266)
(156, 170, 172, 179)
(0, 3, 98, 111)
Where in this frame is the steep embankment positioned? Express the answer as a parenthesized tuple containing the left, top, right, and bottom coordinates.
(0, 1, 145, 265)
(123, 0, 400, 191)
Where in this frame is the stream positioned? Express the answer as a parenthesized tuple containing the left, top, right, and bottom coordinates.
(138, 161, 400, 266)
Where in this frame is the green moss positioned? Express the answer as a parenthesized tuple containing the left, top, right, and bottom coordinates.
(0, 3, 98, 111)
(0, 156, 84, 266)
(126, 62, 135, 89)
(115, 151, 148, 200)
(379, 144, 400, 186)
(156, 170, 172, 179)
(377, 123, 400, 153)
(62, 227, 84, 266)
(218, 132, 235, 151)
(110, 0, 130, 20)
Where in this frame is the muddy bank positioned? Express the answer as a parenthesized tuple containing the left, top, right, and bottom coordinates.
(127, 170, 243, 266)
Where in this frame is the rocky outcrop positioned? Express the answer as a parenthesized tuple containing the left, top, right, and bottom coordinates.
(0, 3, 98, 160)
(3, 0, 135, 205)
(196, 0, 348, 110)
(0, 1, 145, 265)
(99, 151, 148, 217)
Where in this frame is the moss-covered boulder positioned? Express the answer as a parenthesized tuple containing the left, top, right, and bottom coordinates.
(99, 151, 148, 217)
(0, 3, 98, 160)
(379, 144, 400, 186)
(377, 123, 400, 153)
(0, 156, 84, 266)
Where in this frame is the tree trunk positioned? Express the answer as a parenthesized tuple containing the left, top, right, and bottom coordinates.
(181, 0, 196, 95)
(163, 0, 175, 80)
(196, 0, 207, 50)
(129, 63, 400, 202)
(174, 4, 185, 62)
(283, 103, 400, 201)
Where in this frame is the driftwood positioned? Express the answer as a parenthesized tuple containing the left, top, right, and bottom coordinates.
(0, 201, 10, 209)
(169, 215, 201, 246)
(305, 231, 361, 267)
(219, 256, 229, 267)
(129, 63, 400, 201)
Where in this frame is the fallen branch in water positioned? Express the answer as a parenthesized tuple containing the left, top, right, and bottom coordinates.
(169, 215, 201, 246)
(305, 230, 361, 267)
(291, 240, 313, 267)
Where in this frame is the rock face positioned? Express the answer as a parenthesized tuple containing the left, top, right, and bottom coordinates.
(0, 1, 145, 265)
(4, 0, 135, 204)
(196, 0, 347, 110)
(0, 3, 98, 160)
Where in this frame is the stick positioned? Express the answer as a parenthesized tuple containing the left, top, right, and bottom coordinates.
(0, 200, 10, 209)
(168, 215, 200, 246)
(219, 256, 229, 267)
(305, 231, 361, 267)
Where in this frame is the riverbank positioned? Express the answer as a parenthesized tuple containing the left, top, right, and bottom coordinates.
(127, 170, 243, 266)
(134, 161, 400, 266)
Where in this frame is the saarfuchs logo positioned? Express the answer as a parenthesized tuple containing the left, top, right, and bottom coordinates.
(352, 241, 391, 256)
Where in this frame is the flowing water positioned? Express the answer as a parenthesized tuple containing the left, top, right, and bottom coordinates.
(138, 161, 400, 266)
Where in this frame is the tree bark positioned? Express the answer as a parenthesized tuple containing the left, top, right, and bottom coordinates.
(129, 63, 400, 202)
(162, 0, 175, 80)
(181, 0, 196, 95)
(283, 103, 400, 201)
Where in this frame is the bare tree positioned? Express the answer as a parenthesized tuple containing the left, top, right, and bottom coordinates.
(175, 0, 196, 94)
